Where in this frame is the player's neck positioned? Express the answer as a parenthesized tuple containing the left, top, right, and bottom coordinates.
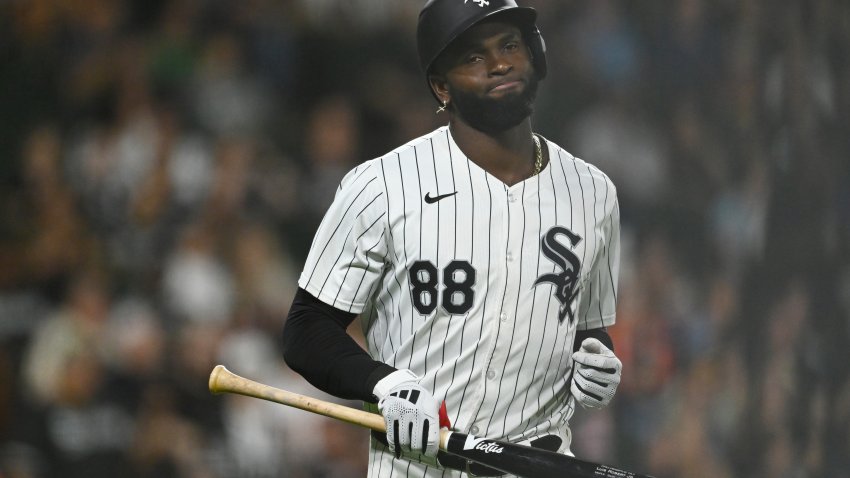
(449, 118, 540, 186)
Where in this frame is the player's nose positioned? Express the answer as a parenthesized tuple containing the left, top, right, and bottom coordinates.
(487, 52, 513, 76)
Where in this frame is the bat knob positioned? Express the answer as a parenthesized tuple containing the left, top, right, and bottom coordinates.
(209, 364, 230, 394)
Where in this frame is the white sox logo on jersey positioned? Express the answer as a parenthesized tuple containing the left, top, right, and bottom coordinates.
(534, 226, 583, 324)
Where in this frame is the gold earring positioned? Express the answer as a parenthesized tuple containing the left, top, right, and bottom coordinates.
(436, 100, 448, 114)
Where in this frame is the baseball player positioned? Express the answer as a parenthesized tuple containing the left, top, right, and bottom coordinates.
(282, 1, 623, 476)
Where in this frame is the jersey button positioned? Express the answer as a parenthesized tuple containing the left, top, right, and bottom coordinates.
(470, 425, 480, 435)
(499, 312, 507, 322)
(486, 370, 496, 380)
(506, 252, 513, 262)
(508, 194, 516, 203)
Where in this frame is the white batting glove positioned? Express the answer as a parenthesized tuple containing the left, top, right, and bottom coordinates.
(570, 338, 622, 409)
(374, 369, 440, 458)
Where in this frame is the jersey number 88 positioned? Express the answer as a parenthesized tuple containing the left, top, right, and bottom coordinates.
(409, 260, 476, 315)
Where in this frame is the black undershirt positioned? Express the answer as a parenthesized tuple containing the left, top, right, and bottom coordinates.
(282, 288, 394, 402)
(574, 326, 615, 352)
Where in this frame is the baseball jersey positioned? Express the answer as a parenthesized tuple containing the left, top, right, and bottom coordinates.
(298, 125, 620, 477)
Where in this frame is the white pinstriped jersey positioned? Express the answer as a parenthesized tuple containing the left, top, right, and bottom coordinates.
(298, 125, 620, 477)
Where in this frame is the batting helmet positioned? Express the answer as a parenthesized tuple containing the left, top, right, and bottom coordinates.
(417, 0, 547, 98)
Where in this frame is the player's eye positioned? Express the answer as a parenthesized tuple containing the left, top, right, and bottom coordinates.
(504, 41, 519, 52)
(465, 54, 484, 64)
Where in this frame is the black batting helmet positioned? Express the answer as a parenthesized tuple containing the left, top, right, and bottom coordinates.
(417, 0, 547, 99)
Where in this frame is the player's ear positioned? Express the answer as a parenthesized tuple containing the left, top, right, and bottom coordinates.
(428, 74, 450, 106)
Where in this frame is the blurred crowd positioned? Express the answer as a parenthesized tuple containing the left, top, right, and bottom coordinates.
(0, 0, 847, 477)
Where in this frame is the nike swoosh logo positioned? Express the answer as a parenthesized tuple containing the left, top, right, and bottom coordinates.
(424, 191, 458, 204)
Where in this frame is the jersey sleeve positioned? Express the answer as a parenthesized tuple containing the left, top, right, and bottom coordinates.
(298, 162, 388, 314)
(576, 187, 620, 331)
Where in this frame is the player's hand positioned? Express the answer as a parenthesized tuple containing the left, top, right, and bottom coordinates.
(374, 369, 440, 458)
(570, 338, 622, 409)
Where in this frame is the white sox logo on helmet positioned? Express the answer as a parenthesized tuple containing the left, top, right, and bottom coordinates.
(465, 0, 490, 7)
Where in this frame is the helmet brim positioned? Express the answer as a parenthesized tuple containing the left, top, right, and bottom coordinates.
(420, 6, 538, 76)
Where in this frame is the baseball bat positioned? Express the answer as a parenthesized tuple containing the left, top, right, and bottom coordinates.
(209, 365, 655, 478)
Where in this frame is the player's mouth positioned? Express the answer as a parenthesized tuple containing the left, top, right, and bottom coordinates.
(488, 79, 524, 94)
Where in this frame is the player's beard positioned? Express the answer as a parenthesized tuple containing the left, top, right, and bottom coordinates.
(449, 76, 538, 134)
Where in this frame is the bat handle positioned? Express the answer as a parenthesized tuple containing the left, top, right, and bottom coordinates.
(211, 365, 456, 452)
(209, 365, 387, 432)
(439, 429, 453, 450)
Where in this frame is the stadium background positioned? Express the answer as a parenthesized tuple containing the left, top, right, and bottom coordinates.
(0, 0, 847, 477)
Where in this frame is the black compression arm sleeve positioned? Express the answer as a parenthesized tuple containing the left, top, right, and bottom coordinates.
(282, 288, 396, 402)
(573, 327, 615, 353)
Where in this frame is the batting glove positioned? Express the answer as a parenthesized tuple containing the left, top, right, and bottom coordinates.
(570, 338, 622, 409)
(374, 369, 440, 458)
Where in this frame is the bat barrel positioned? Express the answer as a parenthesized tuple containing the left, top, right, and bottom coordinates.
(441, 431, 656, 478)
